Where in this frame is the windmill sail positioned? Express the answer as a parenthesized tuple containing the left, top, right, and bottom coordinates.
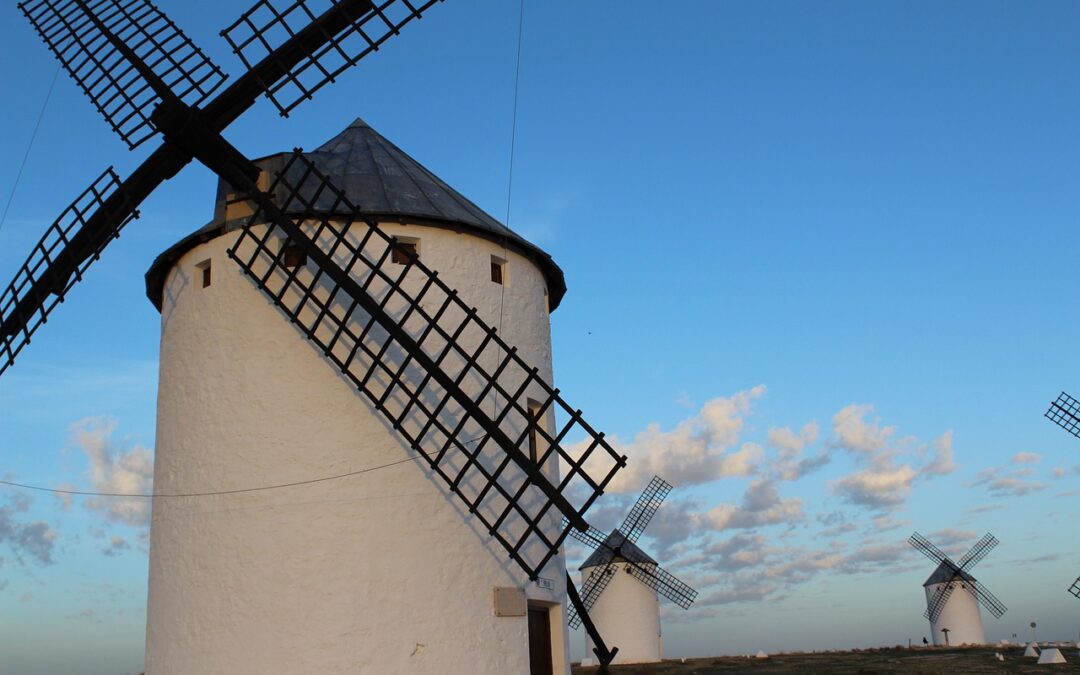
(1046, 392, 1080, 439)
(227, 151, 627, 578)
(620, 475, 671, 543)
(222, 0, 441, 116)
(0, 167, 142, 374)
(20, 0, 228, 148)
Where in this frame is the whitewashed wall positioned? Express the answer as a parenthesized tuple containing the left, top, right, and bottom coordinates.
(146, 221, 571, 674)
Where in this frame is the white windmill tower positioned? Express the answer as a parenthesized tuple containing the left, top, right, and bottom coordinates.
(909, 532, 1007, 646)
(570, 477, 697, 665)
(3, 1, 631, 674)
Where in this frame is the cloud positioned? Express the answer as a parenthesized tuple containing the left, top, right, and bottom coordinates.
(767, 422, 829, 482)
(69, 417, 154, 528)
(696, 584, 775, 607)
(598, 386, 767, 492)
(832, 463, 918, 510)
(704, 478, 803, 531)
(831, 404, 894, 453)
(1012, 452, 1041, 464)
(102, 536, 129, 558)
(701, 533, 770, 571)
(0, 492, 57, 566)
(973, 464, 1047, 498)
(921, 431, 957, 477)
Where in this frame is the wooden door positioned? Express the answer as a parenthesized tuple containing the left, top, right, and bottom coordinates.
(527, 605, 553, 675)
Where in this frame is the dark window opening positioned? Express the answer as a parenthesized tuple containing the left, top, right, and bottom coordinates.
(491, 255, 507, 285)
(198, 260, 212, 288)
(527, 399, 542, 463)
(281, 240, 307, 268)
(391, 237, 419, 265)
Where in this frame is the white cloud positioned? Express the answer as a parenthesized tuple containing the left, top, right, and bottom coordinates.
(832, 404, 894, 453)
(1012, 452, 1041, 464)
(598, 386, 767, 493)
(70, 417, 154, 528)
(767, 422, 828, 482)
(921, 430, 957, 477)
(704, 478, 803, 531)
(832, 463, 917, 510)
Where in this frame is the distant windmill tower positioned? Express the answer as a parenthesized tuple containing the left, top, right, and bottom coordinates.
(3, 1, 632, 673)
(909, 532, 1007, 646)
(569, 477, 698, 665)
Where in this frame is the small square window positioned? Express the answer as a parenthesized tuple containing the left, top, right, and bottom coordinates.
(490, 255, 507, 285)
(391, 237, 419, 265)
(280, 240, 306, 269)
(196, 259, 212, 288)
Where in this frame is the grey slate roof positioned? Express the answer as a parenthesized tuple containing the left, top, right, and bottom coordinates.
(579, 530, 658, 570)
(923, 561, 977, 587)
(145, 118, 565, 310)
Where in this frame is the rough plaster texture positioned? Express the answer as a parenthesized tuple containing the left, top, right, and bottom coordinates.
(580, 562, 662, 665)
(924, 582, 986, 646)
(146, 222, 570, 674)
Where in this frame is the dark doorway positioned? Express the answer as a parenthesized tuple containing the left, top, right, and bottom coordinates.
(527, 604, 553, 675)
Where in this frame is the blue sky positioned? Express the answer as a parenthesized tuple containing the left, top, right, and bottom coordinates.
(1, 1, 1079, 673)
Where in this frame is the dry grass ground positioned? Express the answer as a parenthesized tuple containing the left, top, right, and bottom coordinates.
(572, 646, 1080, 674)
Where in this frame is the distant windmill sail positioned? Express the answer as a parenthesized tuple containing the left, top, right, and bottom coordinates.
(1045, 392, 1080, 438)
(1068, 576, 1080, 600)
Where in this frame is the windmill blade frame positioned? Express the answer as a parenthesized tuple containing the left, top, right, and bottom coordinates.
(1068, 576, 1080, 600)
(562, 517, 610, 551)
(1046, 391, 1080, 439)
(19, 0, 228, 148)
(222, 0, 441, 116)
(908, 531, 954, 567)
(0, 167, 144, 374)
(971, 580, 1007, 619)
(619, 475, 671, 544)
(568, 561, 617, 630)
(2, 0, 442, 375)
(956, 533, 998, 570)
(624, 561, 697, 610)
(924, 580, 957, 622)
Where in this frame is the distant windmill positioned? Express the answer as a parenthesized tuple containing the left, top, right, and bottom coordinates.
(1043, 393, 1080, 600)
(566, 476, 697, 665)
(909, 532, 1007, 646)
(1045, 392, 1080, 438)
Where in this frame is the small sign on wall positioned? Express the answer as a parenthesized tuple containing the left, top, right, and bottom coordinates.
(534, 577, 554, 590)
(493, 587, 527, 617)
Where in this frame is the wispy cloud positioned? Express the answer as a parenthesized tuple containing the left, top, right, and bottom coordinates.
(69, 417, 154, 529)
(598, 386, 767, 493)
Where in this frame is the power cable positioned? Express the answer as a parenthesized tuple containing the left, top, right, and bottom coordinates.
(0, 65, 61, 234)
(0, 454, 420, 499)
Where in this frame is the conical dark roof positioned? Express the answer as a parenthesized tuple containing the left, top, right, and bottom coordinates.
(579, 530, 658, 570)
(146, 118, 565, 310)
(923, 560, 977, 587)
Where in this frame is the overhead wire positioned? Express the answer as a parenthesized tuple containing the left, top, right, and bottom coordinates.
(0, 65, 61, 234)
(491, 0, 527, 420)
(0, 454, 421, 499)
